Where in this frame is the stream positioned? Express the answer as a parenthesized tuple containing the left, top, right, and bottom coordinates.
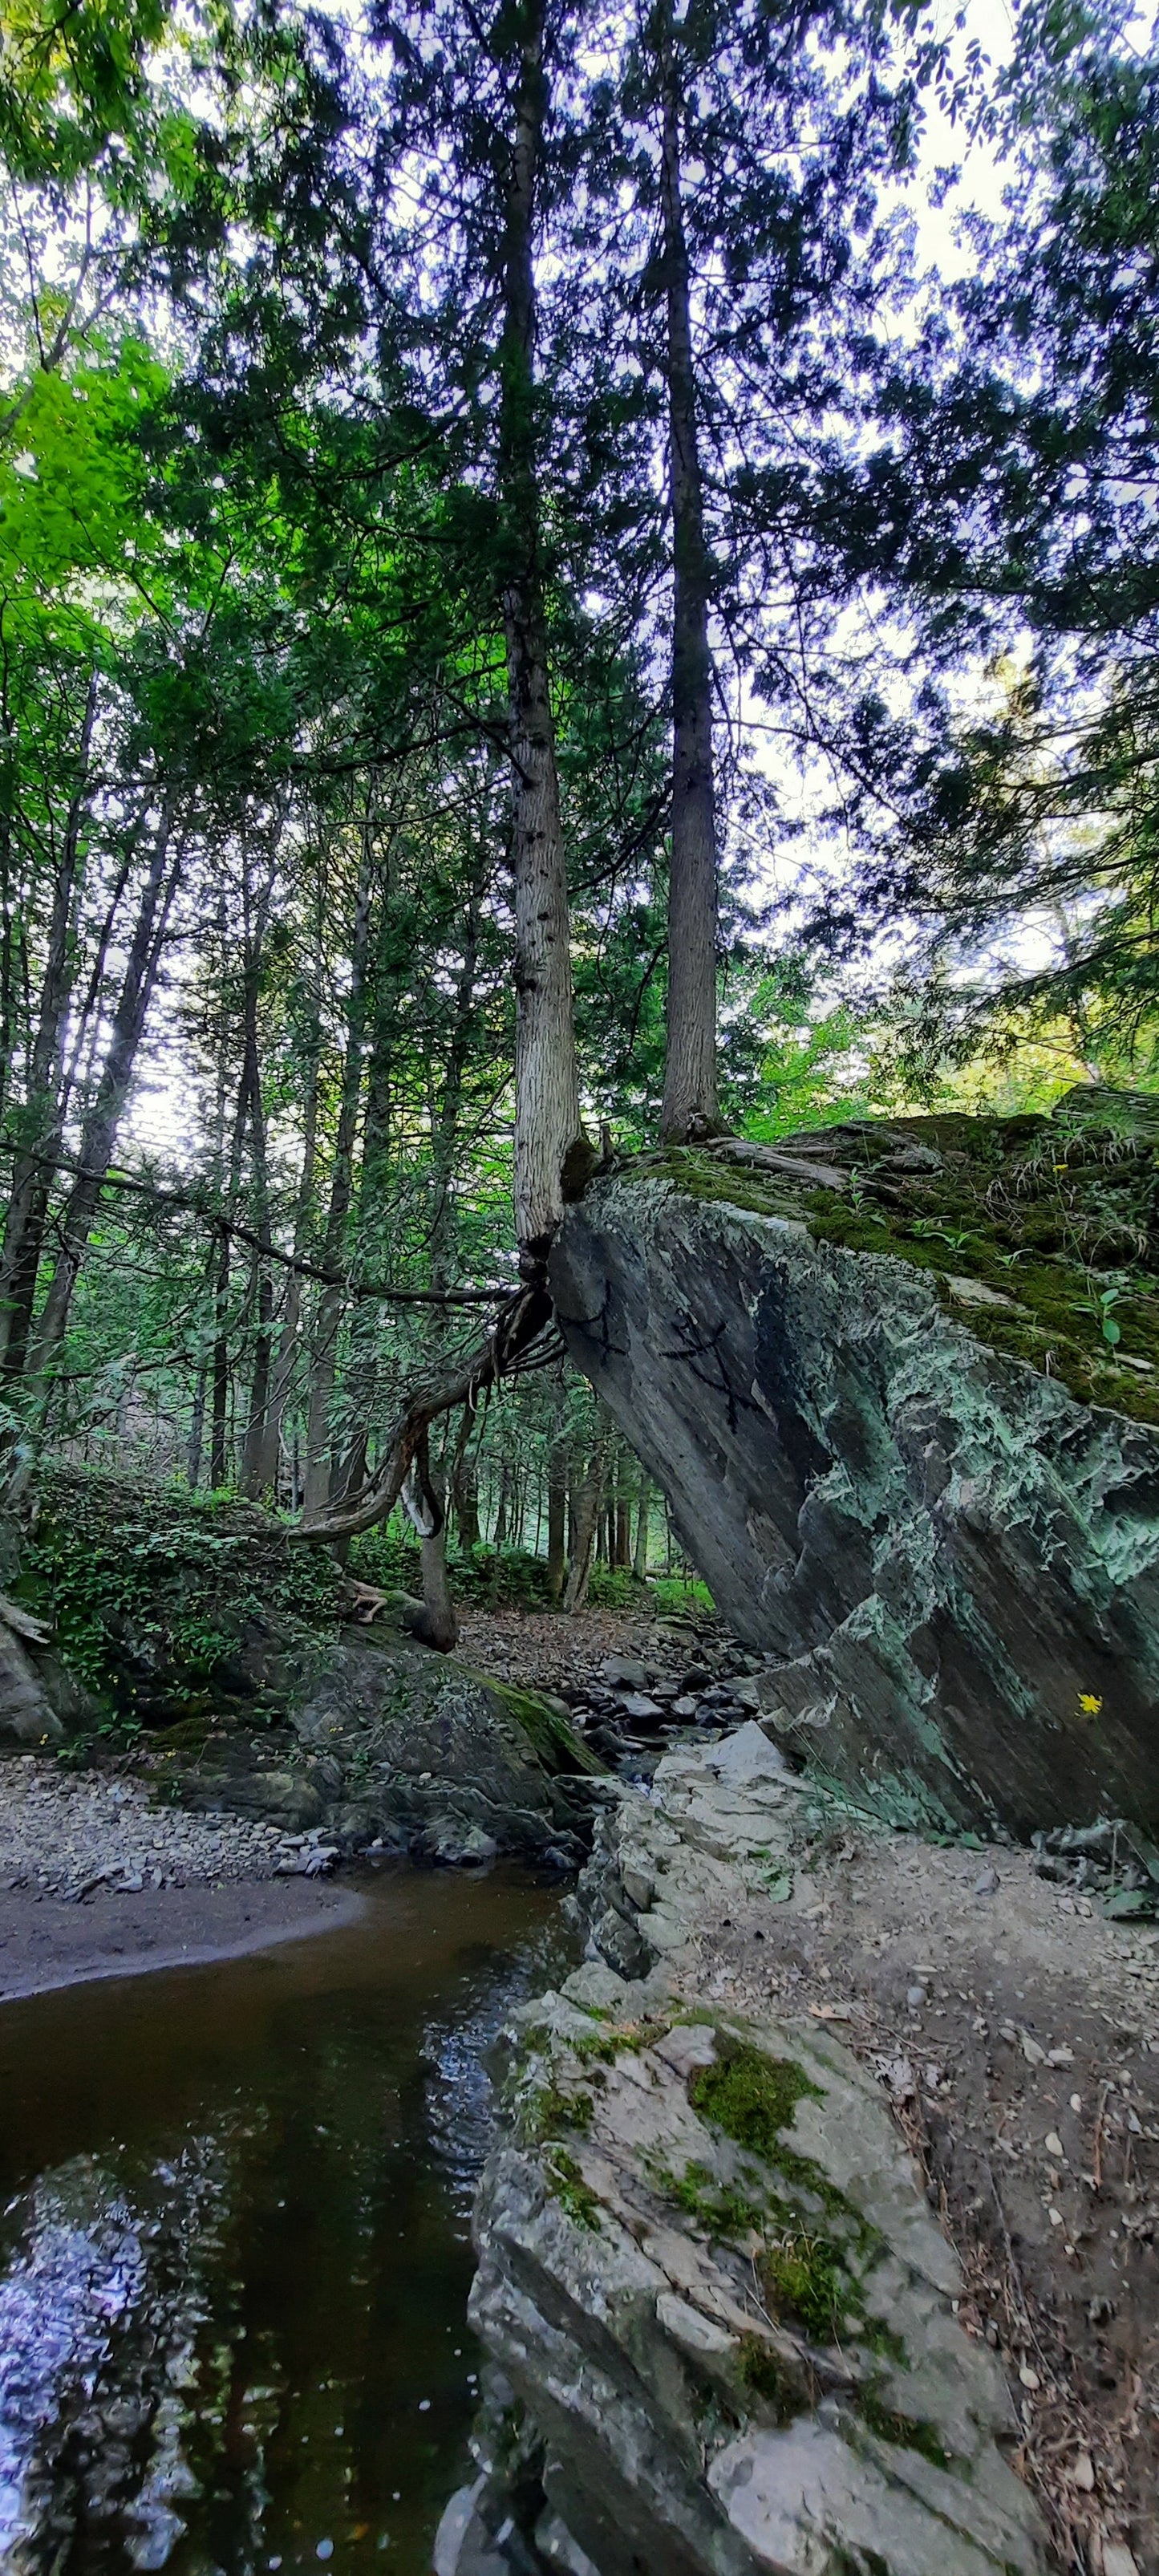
(0, 1866, 565, 2576)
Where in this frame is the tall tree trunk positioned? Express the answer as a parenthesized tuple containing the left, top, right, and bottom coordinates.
(634, 1472, 651, 1578)
(238, 858, 279, 1500)
(303, 826, 375, 1515)
(0, 674, 98, 1376)
(564, 1429, 610, 1613)
(452, 1447, 481, 1553)
(23, 807, 180, 1383)
(546, 1402, 568, 1601)
(500, 0, 582, 1260)
(266, 943, 324, 1494)
(656, 0, 719, 1145)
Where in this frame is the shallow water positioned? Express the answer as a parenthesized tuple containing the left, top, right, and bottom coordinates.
(0, 1866, 565, 2576)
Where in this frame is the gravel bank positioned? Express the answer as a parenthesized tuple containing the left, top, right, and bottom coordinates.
(0, 1754, 338, 1897)
(0, 1751, 367, 2003)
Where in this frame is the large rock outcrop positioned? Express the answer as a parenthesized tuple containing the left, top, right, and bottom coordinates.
(465, 1970, 1045, 2576)
(550, 1105, 1159, 1834)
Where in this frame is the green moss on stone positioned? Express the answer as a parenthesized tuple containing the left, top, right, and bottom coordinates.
(522, 2083, 594, 2144)
(690, 2044, 821, 2160)
(630, 1101, 1159, 1426)
(477, 1678, 606, 1775)
(545, 2148, 601, 2231)
(736, 2335, 801, 2423)
(760, 2230, 853, 2344)
(855, 2387, 952, 2471)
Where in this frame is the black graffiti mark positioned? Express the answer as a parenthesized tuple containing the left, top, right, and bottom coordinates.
(553, 1278, 630, 1367)
(659, 1313, 755, 1434)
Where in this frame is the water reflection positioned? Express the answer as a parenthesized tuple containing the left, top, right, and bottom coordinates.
(0, 1867, 562, 2576)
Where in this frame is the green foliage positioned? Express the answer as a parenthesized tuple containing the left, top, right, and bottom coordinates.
(24, 1467, 342, 1714)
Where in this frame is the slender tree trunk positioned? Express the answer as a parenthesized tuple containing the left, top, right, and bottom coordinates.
(564, 1429, 610, 1613)
(0, 674, 98, 1375)
(24, 808, 180, 1381)
(453, 1448, 481, 1552)
(303, 826, 375, 1514)
(546, 1414, 568, 1601)
(634, 1473, 651, 1578)
(656, 0, 719, 1145)
(238, 859, 279, 1499)
(500, 0, 582, 1260)
(265, 1001, 321, 1498)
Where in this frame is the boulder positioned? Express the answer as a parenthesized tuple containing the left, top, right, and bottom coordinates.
(551, 1124, 1159, 1834)
(179, 1630, 609, 1867)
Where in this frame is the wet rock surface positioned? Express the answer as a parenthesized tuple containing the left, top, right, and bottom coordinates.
(551, 1134, 1159, 1837)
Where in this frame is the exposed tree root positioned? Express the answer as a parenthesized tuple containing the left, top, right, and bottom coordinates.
(289, 1281, 556, 1579)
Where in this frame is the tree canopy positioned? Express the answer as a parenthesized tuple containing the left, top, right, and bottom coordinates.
(0, 0, 1154, 1600)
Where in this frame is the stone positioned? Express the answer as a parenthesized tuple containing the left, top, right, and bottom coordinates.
(470, 1990, 1047, 2576)
(551, 1157, 1159, 1834)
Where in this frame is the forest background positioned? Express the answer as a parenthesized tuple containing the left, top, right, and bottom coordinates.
(0, 0, 1154, 1613)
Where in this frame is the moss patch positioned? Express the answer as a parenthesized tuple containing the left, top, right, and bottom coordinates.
(631, 1096, 1159, 1426)
(855, 2388, 952, 2471)
(545, 2148, 601, 2231)
(479, 1678, 606, 1776)
(521, 2082, 594, 2145)
(736, 2334, 802, 2423)
(690, 2045, 821, 2160)
(760, 2229, 853, 2344)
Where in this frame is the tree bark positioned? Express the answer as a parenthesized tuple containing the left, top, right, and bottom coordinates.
(564, 1428, 610, 1613)
(500, 0, 582, 1260)
(23, 805, 181, 1382)
(0, 673, 98, 1376)
(302, 823, 375, 1514)
(546, 1406, 568, 1600)
(634, 1471, 651, 1578)
(656, 0, 719, 1145)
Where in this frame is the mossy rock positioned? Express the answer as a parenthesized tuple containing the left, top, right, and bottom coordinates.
(552, 1100, 1159, 1833)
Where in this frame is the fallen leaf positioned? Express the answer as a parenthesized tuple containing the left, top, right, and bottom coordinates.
(1019, 2365, 1040, 2390)
(1045, 2131, 1064, 2158)
(1020, 2030, 1046, 2065)
(1068, 2453, 1096, 2494)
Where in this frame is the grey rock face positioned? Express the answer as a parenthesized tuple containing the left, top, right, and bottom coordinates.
(193, 1631, 607, 1866)
(469, 1975, 1047, 2576)
(551, 1174, 1159, 1833)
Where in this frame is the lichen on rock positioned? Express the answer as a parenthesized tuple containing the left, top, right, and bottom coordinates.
(549, 1091, 1159, 1835)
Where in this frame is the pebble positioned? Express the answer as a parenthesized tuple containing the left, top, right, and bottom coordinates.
(0, 1758, 280, 1894)
(906, 1984, 927, 2009)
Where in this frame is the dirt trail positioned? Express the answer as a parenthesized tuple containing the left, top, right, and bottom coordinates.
(677, 1825, 1159, 2574)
